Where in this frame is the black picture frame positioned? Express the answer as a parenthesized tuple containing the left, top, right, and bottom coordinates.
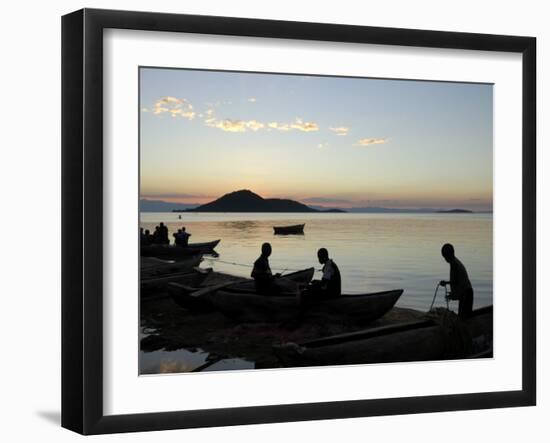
(62, 8, 536, 435)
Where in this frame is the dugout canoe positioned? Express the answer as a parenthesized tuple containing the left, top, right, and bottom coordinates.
(168, 268, 315, 312)
(141, 239, 220, 259)
(273, 224, 305, 235)
(141, 269, 211, 298)
(273, 305, 493, 367)
(205, 288, 403, 323)
(140, 255, 202, 278)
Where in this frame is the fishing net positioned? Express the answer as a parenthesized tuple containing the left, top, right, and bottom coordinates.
(425, 308, 474, 358)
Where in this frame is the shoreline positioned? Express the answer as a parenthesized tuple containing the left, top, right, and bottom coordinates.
(140, 271, 428, 372)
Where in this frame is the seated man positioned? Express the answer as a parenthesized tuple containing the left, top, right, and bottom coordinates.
(178, 227, 191, 246)
(251, 242, 281, 295)
(301, 248, 341, 303)
(439, 243, 474, 318)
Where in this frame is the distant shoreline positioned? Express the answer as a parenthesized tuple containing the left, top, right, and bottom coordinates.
(140, 210, 493, 215)
(140, 191, 491, 214)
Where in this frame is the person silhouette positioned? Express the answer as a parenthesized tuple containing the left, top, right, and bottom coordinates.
(439, 243, 474, 318)
(251, 242, 281, 295)
(301, 248, 341, 303)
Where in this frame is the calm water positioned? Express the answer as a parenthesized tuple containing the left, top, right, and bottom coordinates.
(140, 212, 493, 312)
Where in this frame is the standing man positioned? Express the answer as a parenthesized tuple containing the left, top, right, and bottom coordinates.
(440, 243, 474, 318)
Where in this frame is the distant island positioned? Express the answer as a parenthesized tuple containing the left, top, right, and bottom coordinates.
(182, 190, 345, 213)
(140, 199, 197, 212)
(140, 192, 483, 214)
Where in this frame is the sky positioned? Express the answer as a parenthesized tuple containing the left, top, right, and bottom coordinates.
(140, 67, 493, 210)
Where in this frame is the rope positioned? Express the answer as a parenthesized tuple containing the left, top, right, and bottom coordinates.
(201, 257, 307, 273)
(429, 282, 451, 312)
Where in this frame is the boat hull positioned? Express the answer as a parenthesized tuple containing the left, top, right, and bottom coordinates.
(140, 255, 202, 278)
(273, 224, 305, 235)
(141, 240, 220, 259)
(169, 268, 315, 312)
(274, 305, 493, 367)
(207, 288, 403, 323)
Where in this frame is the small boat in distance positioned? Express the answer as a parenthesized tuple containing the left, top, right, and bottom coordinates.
(273, 224, 305, 235)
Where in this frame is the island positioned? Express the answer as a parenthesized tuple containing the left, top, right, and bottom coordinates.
(175, 190, 347, 213)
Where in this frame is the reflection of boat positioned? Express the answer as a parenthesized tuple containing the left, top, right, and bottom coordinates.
(204, 288, 403, 323)
(140, 255, 202, 278)
(273, 305, 493, 367)
(273, 224, 305, 235)
(141, 240, 220, 259)
(168, 268, 315, 312)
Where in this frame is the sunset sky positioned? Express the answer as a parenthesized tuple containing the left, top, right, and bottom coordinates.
(140, 67, 493, 210)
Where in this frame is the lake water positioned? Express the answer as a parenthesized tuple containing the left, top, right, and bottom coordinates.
(140, 212, 493, 312)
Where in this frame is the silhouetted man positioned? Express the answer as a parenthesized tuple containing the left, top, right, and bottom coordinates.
(302, 248, 341, 302)
(251, 242, 281, 295)
(173, 227, 191, 247)
(159, 222, 169, 244)
(440, 243, 473, 318)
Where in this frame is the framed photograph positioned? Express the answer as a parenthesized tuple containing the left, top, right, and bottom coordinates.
(62, 8, 536, 435)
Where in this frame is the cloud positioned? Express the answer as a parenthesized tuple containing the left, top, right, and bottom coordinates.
(247, 97, 257, 102)
(246, 120, 264, 131)
(268, 122, 291, 131)
(355, 138, 387, 147)
(267, 118, 319, 132)
(152, 96, 195, 120)
(317, 142, 329, 150)
(291, 118, 319, 132)
(329, 126, 349, 136)
(205, 118, 265, 133)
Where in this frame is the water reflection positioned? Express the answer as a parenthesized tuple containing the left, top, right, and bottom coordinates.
(140, 345, 254, 374)
(141, 212, 492, 311)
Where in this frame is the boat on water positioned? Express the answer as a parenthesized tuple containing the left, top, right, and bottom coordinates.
(168, 268, 315, 312)
(273, 224, 305, 235)
(200, 287, 403, 323)
(140, 255, 203, 278)
(141, 239, 221, 259)
(273, 305, 493, 367)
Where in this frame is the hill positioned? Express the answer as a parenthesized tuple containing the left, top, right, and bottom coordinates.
(189, 190, 319, 212)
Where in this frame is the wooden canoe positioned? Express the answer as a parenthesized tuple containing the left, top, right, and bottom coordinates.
(169, 268, 315, 312)
(273, 305, 493, 367)
(204, 288, 403, 323)
(273, 224, 305, 235)
(141, 269, 211, 298)
(140, 255, 202, 278)
(141, 239, 220, 259)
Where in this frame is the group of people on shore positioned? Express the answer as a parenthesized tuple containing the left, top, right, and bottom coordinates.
(140, 224, 192, 247)
(251, 241, 474, 318)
